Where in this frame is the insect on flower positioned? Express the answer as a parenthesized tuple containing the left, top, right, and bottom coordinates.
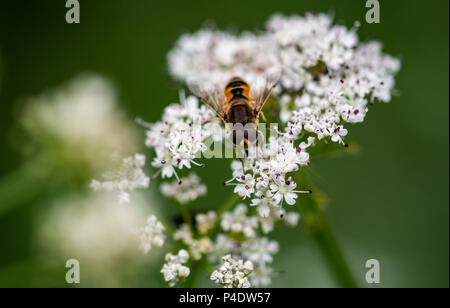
(189, 72, 281, 163)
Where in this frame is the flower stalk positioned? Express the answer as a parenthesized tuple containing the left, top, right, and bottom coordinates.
(0, 158, 53, 216)
(217, 193, 240, 217)
(294, 172, 358, 288)
(179, 202, 193, 230)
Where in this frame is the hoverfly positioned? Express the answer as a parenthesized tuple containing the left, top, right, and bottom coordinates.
(189, 73, 280, 160)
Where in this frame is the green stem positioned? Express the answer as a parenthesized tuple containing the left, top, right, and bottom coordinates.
(179, 202, 192, 229)
(294, 172, 358, 288)
(185, 256, 215, 288)
(185, 260, 201, 288)
(0, 159, 52, 216)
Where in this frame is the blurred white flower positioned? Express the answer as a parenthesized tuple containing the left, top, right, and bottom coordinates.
(242, 237, 279, 265)
(189, 237, 214, 260)
(174, 224, 213, 260)
(196, 211, 217, 235)
(207, 234, 280, 287)
(259, 210, 301, 234)
(220, 204, 258, 238)
(38, 192, 156, 285)
(208, 234, 239, 264)
(250, 263, 274, 287)
(40, 193, 146, 260)
(21, 75, 138, 175)
(90, 153, 150, 203)
(138, 215, 166, 254)
(160, 173, 207, 204)
(173, 223, 194, 244)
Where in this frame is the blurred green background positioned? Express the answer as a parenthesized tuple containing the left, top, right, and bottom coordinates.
(0, 0, 448, 288)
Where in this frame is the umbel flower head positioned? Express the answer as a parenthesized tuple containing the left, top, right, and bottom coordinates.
(165, 12, 400, 216)
(169, 30, 279, 88)
(38, 192, 159, 286)
(139, 215, 166, 255)
(88, 12, 400, 288)
(196, 211, 217, 235)
(173, 224, 213, 260)
(161, 249, 191, 287)
(160, 173, 207, 204)
(210, 255, 254, 288)
(220, 204, 259, 238)
(142, 90, 219, 183)
(21, 75, 139, 177)
(168, 13, 400, 144)
(90, 153, 150, 204)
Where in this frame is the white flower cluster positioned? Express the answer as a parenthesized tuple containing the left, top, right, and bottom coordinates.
(271, 14, 400, 143)
(195, 211, 217, 235)
(242, 237, 279, 287)
(174, 224, 213, 260)
(208, 233, 280, 287)
(39, 193, 149, 274)
(21, 75, 138, 174)
(160, 173, 207, 204)
(220, 204, 258, 238)
(168, 13, 400, 145)
(168, 204, 287, 287)
(208, 201, 297, 286)
(208, 234, 239, 263)
(143, 91, 218, 183)
(168, 30, 279, 88)
(210, 255, 254, 288)
(211, 203, 288, 287)
(138, 215, 166, 254)
(90, 153, 150, 203)
(226, 135, 314, 216)
(259, 209, 300, 234)
(161, 249, 191, 287)
(242, 237, 279, 265)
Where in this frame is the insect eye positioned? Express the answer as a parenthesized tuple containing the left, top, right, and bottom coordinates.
(253, 109, 258, 116)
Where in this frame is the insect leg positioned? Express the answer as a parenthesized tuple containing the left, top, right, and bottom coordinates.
(233, 145, 246, 170)
(259, 111, 267, 123)
(239, 158, 246, 170)
(257, 130, 265, 146)
(202, 117, 221, 125)
(259, 112, 271, 133)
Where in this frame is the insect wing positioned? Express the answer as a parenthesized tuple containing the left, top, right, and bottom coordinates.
(188, 81, 226, 119)
(251, 70, 281, 114)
